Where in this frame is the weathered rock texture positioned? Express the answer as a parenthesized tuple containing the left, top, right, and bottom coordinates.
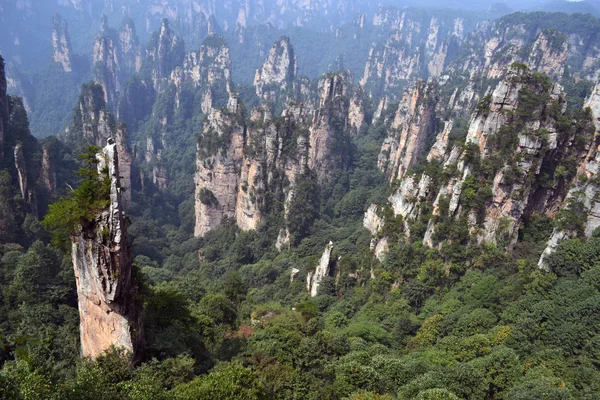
(307, 241, 335, 297)
(194, 63, 358, 237)
(93, 17, 143, 107)
(308, 71, 352, 181)
(71, 139, 142, 359)
(539, 80, 600, 268)
(194, 95, 245, 236)
(145, 19, 185, 91)
(362, 10, 471, 102)
(66, 83, 133, 204)
(52, 14, 73, 73)
(254, 37, 297, 102)
(0, 56, 7, 162)
(367, 66, 596, 258)
(169, 34, 232, 113)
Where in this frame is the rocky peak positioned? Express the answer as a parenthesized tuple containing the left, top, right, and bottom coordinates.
(72, 139, 142, 358)
(378, 81, 439, 182)
(93, 17, 143, 107)
(0, 55, 7, 161)
(52, 14, 73, 73)
(308, 71, 352, 181)
(39, 144, 56, 192)
(539, 79, 600, 269)
(146, 19, 185, 91)
(67, 83, 133, 204)
(254, 36, 298, 101)
(170, 34, 231, 113)
(307, 241, 335, 297)
(369, 66, 594, 256)
(119, 18, 142, 73)
(194, 93, 245, 237)
(13, 143, 27, 200)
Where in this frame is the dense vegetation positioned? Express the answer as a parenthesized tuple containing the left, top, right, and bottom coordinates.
(4, 4, 600, 400)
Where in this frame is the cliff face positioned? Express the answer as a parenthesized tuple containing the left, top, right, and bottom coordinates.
(93, 17, 143, 107)
(194, 95, 245, 236)
(72, 139, 142, 358)
(367, 66, 596, 254)
(39, 144, 57, 192)
(0, 56, 7, 162)
(66, 83, 133, 204)
(377, 81, 439, 182)
(539, 80, 600, 268)
(145, 19, 185, 91)
(308, 71, 352, 181)
(362, 11, 470, 102)
(193, 95, 315, 237)
(254, 37, 298, 102)
(52, 14, 73, 73)
(458, 19, 600, 82)
(169, 34, 232, 113)
(307, 241, 335, 297)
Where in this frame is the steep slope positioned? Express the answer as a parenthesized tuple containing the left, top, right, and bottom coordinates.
(254, 36, 298, 103)
(71, 139, 142, 358)
(65, 83, 133, 204)
(367, 65, 595, 257)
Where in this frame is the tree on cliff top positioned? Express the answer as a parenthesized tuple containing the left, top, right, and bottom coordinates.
(42, 146, 111, 251)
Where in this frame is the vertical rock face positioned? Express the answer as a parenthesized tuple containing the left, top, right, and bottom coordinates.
(66, 83, 133, 204)
(368, 66, 596, 256)
(360, 30, 421, 101)
(93, 17, 143, 107)
(39, 144, 57, 192)
(169, 34, 232, 113)
(363, 11, 471, 102)
(194, 95, 245, 237)
(119, 18, 142, 73)
(308, 71, 352, 181)
(539, 80, 600, 268)
(13, 143, 27, 199)
(458, 20, 600, 82)
(52, 14, 73, 73)
(377, 81, 439, 182)
(93, 31, 121, 107)
(145, 19, 185, 91)
(254, 37, 298, 102)
(72, 139, 142, 359)
(0, 55, 7, 162)
(306, 241, 334, 297)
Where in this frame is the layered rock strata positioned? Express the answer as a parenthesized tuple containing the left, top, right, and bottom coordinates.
(71, 139, 142, 359)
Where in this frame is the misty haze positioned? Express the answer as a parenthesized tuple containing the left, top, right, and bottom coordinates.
(1, 0, 600, 398)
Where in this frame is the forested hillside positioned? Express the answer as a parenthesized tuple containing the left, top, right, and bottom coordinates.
(2, 2, 600, 399)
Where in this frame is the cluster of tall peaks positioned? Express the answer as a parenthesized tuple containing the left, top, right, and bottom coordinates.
(4, 8, 600, 356)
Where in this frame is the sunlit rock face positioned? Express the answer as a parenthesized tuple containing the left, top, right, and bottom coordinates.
(72, 140, 142, 359)
(52, 14, 73, 73)
(254, 36, 298, 102)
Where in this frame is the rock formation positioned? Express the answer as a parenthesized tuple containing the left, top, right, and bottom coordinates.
(52, 14, 73, 73)
(539, 80, 600, 268)
(71, 139, 142, 358)
(13, 143, 27, 200)
(93, 16, 143, 107)
(169, 34, 232, 113)
(145, 19, 185, 91)
(194, 95, 245, 237)
(39, 144, 57, 192)
(307, 241, 335, 297)
(377, 81, 439, 182)
(308, 71, 352, 181)
(254, 37, 298, 102)
(66, 83, 133, 204)
(367, 65, 596, 255)
(0, 55, 7, 162)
